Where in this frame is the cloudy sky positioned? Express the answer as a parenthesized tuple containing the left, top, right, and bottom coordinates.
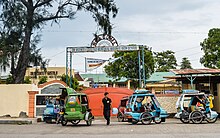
(39, 0, 220, 73)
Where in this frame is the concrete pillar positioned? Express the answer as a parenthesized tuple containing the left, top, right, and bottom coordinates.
(113, 83, 116, 88)
(127, 80, 131, 89)
(28, 91, 39, 118)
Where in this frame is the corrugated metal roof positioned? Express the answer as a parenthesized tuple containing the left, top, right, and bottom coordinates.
(170, 69, 220, 75)
(145, 72, 175, 83)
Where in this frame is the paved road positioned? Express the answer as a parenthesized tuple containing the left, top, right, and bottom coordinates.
(0, 118, 220, 138)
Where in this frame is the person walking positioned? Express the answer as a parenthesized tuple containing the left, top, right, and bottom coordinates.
(102, 92, 112, 125)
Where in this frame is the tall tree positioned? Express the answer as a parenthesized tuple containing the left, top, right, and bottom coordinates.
(154, 50, 177, 72)
(0, 30, 46, 83)
(104, 46, 154, 88)
(0, 31, 22, 74)
(180, 57, 192, 69)
(0, 0, 118, 83)
(200, 28, 220, 68)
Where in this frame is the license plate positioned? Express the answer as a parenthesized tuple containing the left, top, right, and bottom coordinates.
(71, 108, 75, 112)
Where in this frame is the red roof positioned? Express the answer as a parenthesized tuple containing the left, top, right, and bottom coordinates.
(170, 69, 220, 75)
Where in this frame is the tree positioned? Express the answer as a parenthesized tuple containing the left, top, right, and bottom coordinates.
(24, 76, 31, 84)
(180, 57, 192, 69)
(200, 28, 220, 68)
(60, 74, 79, 90)
(38, 76, 48, 84)
(6, 75, 14, 84)
(0, 8, 47, 83)
(104, 46, 154, 88)
(154, 50, 177, 72)
(0, 0, 118, 83)
(0, 31, 22, 75)
(0, 30, 46, 83)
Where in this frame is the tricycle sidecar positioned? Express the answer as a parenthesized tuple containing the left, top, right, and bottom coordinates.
(124, 89, 168, 125)
(59, 88, 94, 126)
(43, 97, 60, 123)
(175, 89, 218, 124)
(117, 96, 129, 122)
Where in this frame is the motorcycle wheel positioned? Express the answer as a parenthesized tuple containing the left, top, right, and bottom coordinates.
(61, 117, 68, 126)
(71, 120, 80, 125)
(45, 118, 52, 123)
(191, 111, 203, 124)
(154, 117, 162, 124)
(180, 114, 190, 124)
(86, 113, 93, 126)
(117, 113, 124, 122)
(141, 112, 152, 125)
(132, 119, 139, 125)
(206, 117, 218, 123)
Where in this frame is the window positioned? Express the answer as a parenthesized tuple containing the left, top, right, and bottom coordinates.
(36, 95, 57, 105)
(36, 96, 46, 105)
(81, 95, 88, 104)
(68, 96, 77, 103)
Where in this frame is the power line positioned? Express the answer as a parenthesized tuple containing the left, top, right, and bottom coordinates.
(176, 52, 202, 59)
(174, 46, 200, 53)
(42, 29, 207, 35)
(48, 50, 65, 59)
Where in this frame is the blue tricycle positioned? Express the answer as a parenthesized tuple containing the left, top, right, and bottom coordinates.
(124, 89, 168, 125)
(175, 89, 218, 124)
(43, 97, 60, 123)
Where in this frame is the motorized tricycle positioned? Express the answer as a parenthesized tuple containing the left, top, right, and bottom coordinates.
(59, 88, 94, 126)
(175, 89, 218, 124)
(117, 96, 129, 122)
(124, 89, 168, 125)
(43, 97, 60, 123)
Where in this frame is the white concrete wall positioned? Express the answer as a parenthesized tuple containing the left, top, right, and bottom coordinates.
(0, 84, 36, 117)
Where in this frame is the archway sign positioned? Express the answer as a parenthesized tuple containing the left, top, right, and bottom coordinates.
(66, 34, 146, 88)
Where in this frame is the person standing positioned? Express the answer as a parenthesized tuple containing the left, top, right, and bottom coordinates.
(102, 92, 112, 125)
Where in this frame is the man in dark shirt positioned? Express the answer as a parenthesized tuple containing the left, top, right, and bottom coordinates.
(102, 92, 112, 125)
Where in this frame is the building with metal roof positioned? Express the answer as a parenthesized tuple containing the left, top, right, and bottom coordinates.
(145, 72, 180, 94)
(145, 72, 175, 83)
(168, 68, 220, 112)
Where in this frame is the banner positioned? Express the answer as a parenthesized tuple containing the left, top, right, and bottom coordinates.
(85, 58, 107, 72)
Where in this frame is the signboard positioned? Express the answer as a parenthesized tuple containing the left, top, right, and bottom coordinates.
(91, 34, 118, 47)
(85, 58, 107, 71)
(67, 45, 140, 53)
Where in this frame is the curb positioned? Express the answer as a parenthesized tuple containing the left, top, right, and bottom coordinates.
(0, 120, 32, 125)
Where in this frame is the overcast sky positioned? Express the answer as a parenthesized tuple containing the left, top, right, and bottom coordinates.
(39, 0, 220, 73)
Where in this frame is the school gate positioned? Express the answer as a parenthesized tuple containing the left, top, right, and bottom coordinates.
(83, 87, 133, 116)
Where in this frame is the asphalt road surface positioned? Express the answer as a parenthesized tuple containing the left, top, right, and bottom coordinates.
(0, 118, 220, 138)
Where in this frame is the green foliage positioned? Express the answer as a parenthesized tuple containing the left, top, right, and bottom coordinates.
(104, 45, 154, 88)
(154, 50, 177, 72)
(60, 74, 79, 90)
(38, 76, 47, 85)
(180, 57, 192, 69)
(24, 76, 31, 84)
(6, 75, 14, 84)
(0, 0, 118, 83)
(200, 28, 220, 68)
(0, 4, 45, 83)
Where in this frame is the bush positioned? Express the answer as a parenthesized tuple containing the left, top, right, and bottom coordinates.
(38, 76, 47, 84)
(24, 76, 31, 84)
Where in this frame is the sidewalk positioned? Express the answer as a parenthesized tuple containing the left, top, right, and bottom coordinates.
(0, 117, 39, 125)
